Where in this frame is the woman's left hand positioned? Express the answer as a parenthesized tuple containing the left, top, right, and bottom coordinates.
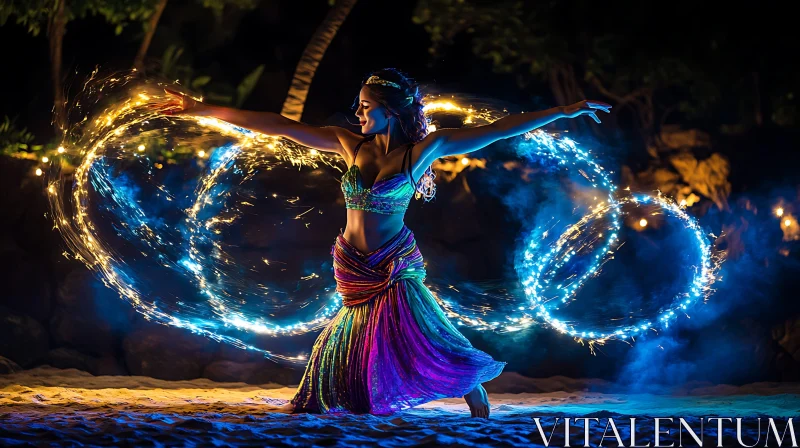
(562, 100, 612, 124)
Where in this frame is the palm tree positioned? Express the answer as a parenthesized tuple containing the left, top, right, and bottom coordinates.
(48, 0, 67, 134)
(133, 0, 168, 72)
(280, 0, 357, 121)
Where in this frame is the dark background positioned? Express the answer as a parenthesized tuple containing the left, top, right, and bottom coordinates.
(1, 0, 799, 389)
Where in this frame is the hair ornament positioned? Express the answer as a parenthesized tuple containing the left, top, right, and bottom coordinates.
(365, 75, 402, 90)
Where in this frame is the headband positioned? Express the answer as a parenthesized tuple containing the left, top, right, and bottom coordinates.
(365, 75, 402, 89)
(364, 75, 416, 107)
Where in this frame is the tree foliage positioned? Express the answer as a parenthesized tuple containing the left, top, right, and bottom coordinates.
(412, 0, 799, 134)
(0, 0, 163, 36)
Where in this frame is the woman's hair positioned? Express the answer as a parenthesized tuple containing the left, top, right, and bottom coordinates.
(354, 68, 436, 201)
(355, 68, 429, 144)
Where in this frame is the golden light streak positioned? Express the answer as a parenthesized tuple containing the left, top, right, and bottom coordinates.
(47, 75, 347, 364)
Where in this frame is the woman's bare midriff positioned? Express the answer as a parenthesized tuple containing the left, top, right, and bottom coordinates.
(343, 208, 406, 254)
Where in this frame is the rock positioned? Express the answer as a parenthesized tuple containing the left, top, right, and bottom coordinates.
(0, 355, 23, 374)
(216, 341, 271, 363)
(50, 307, 117, 357)
(203, 360, 301, 385)
(0, 234, 52, 323)
(90, 356, 128, 376)
(202, 360, 260, 383)
(39, 348, 128, 376)
(0, 306, 49, 367)
(773, 315, 800, 381)
(49, 267, 134, 357)
(55, 269, 95, 309)
(123, 324, 216, 381)
(247, 362, 303, 386)
(775, 316, 800, 362)
(43, 348, 93, 372)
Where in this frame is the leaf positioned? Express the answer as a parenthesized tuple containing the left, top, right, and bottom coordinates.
(206, 92, 234, 104)
(191, 76, 212, 89)
(235, 64, 264, 108)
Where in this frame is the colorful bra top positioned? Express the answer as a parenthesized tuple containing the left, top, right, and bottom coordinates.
(341, 136, 419, 215)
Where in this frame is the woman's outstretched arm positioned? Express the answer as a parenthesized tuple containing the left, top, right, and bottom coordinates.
(158, 90, 361, 158)
(423, 100, 612, 161)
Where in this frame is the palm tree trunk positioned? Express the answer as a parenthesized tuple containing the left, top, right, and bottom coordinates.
(48, 0, 67, 135)
(280, 0, 358, 122)
(134, 0, 168, 72)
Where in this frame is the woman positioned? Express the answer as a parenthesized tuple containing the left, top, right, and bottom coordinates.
(162, 68, 610, 418)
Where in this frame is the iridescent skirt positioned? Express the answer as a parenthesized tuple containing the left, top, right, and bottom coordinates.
(289, 225, 506, 414)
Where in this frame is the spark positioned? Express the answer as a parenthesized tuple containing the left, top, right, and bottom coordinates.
(46, 76, 724, 362)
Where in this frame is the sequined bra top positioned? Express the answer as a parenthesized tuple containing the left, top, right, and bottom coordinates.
(341, 136, 418, 215)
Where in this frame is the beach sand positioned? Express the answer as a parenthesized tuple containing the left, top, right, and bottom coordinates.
(1, 366, 799, 446)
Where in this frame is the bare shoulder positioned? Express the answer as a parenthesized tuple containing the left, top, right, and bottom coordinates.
(330, 127, 366, 166)
(407, 131, 447, 179)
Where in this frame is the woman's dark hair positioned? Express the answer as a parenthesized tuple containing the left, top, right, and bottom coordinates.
(352, 68, 436, 201)
(353, 68, 429, 144)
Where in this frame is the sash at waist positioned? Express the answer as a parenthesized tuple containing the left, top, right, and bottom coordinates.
(332, 226, 426, 307)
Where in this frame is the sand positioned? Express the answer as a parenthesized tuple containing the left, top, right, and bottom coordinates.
(1, 366, 799, 447)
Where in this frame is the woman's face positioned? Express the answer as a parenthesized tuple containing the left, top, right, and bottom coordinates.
(355, 87, 391, 134)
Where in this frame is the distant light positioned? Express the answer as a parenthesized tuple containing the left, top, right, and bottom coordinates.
(57, 146, 65, 153)
(137, 144, 145, 152)
(41, 156, 49, 163)
(461, 157, 469, 165)
(309, 149, 318, 155)
(639, 218, 648, 228)
(785, 219, 792, 227)
(776, 207, 784, 217)
(198, 150, 206, 158)
(35, 168, 43, 176)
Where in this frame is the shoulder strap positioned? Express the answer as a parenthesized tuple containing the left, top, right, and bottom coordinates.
(403, 143, 416, 187)
(351, 135, 374, 164)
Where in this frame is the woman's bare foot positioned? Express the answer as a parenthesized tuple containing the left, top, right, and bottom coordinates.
(274, 400, 296, 413)
(463, 384, 490, 418)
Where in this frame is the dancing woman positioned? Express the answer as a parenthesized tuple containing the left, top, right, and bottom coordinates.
(163, 68, 610, 418)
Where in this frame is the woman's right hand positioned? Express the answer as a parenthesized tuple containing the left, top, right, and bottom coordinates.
(153, 88, 202, 116)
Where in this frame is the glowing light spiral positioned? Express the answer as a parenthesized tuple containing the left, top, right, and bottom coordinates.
(46, 74, 723, 363)
(421, 98, 723, 345)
